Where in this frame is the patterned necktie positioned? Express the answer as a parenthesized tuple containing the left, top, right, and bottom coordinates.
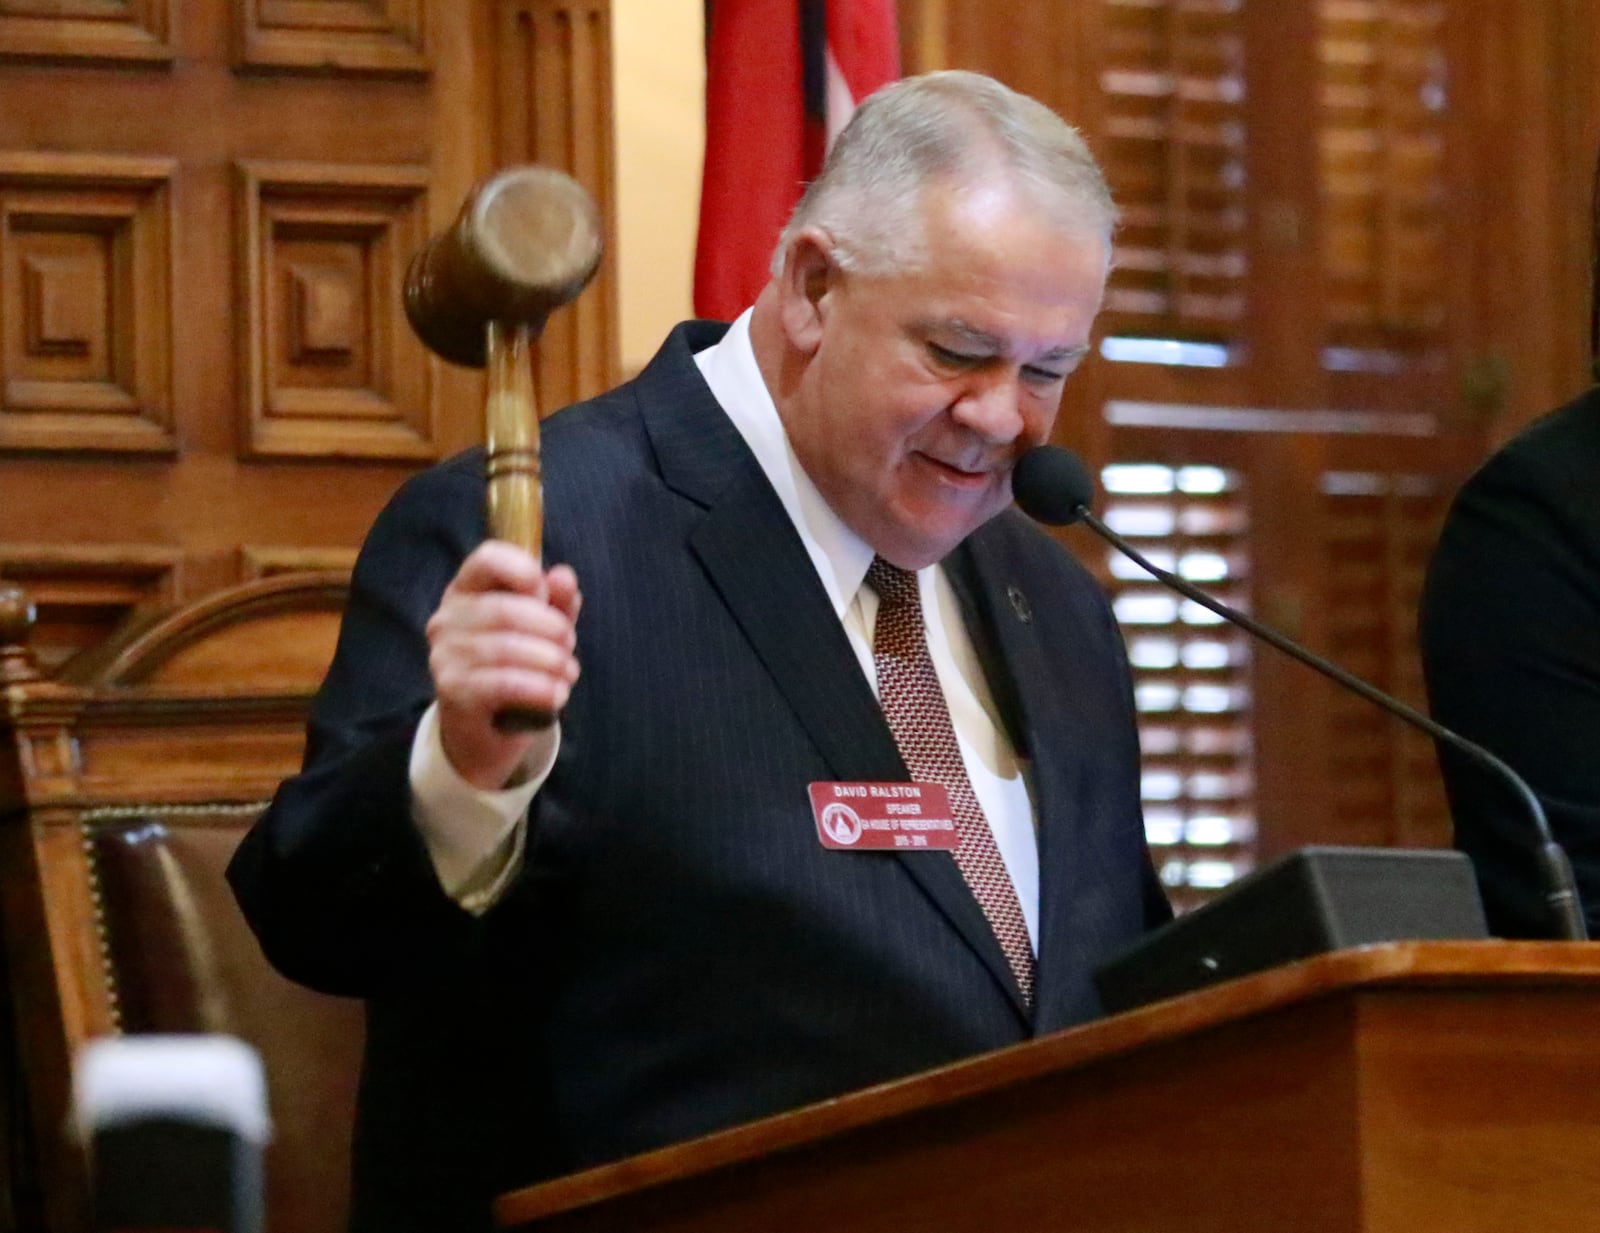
(866, 556, 1036, 1007)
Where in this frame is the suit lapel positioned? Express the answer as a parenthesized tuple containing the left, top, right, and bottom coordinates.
(690, 472, 904, 782)
(633, 327, 1031, 1022)
(636, 324, 901, 783)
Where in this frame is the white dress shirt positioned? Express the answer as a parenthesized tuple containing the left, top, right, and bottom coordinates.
(409, 311, 1040, 948)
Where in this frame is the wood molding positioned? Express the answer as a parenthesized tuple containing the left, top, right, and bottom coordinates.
(896, 0, 949, 75)
(492, 0, 619, 407)
(1453, 0, 1600, 432)
(0, 544, 181, 675)
(232, 0, 429, 77)
(0, 0, 172, 66)
(239, 545, 358, 580)
(0, 153, 176, 455)
(0, 573, 345, 804)
(63, 570, 347, 689)
(1552, 0, 1600, 396)
(235, 160, 438, 461)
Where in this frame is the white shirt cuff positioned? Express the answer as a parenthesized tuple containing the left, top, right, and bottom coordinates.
(407, 702, 559, 914)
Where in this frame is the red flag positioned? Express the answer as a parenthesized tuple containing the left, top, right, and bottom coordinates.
(694, 0, 899, 322)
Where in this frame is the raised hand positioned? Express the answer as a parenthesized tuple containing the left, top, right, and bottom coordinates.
(426, 541, 582, 790)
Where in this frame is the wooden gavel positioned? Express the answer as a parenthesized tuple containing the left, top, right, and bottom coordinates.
(404, 166, 603, 730)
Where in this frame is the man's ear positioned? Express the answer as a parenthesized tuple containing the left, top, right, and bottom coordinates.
(775, 228, 838, 356)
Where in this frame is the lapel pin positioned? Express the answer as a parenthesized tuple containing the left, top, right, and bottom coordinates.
(1007, 585, 1032, 624)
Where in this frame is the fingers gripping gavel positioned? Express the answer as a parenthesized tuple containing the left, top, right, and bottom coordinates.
(404, 167, 602, 731)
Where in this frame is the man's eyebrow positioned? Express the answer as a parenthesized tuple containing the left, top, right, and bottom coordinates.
(1039, 343, 1091, 366)
(922, 319, 1089, 366)
(936, 320, 1002, 351)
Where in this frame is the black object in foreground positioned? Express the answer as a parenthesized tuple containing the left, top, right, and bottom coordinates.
(1092, 846, 1487, 1013)
(76, 1035, 268, 1233)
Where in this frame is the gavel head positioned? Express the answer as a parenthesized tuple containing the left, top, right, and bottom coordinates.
(404, 166, 603, 368)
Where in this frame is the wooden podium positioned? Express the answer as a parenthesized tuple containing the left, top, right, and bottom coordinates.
(496, 942, 1600, 1231)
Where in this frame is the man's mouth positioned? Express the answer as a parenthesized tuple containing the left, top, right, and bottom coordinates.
(917, 453, 994, 487)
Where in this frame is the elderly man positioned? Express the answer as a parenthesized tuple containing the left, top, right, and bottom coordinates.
(231, 70, 1169, 1233)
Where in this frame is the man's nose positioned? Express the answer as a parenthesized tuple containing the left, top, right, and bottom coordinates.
(951, 368, 1027, 443)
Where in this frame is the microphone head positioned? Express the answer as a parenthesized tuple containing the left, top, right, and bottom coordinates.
(1012, 446, 1095, 526)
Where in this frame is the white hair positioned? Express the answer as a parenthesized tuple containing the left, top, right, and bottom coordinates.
(773, 70, 1117, 277)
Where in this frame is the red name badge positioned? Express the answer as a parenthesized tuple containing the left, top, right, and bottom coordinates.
(808, 782, 959, 851)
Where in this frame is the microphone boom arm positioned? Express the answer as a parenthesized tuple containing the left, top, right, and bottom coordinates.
(1072, 501, 1589, 942)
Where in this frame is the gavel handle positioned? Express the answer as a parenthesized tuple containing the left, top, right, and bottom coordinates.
(485, 320, 557, 733)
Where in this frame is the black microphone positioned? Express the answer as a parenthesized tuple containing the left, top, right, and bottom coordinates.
(1012, 444, 1589, 942)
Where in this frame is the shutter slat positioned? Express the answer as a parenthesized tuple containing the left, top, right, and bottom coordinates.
(1100, 0, 1249, 345)
(1317, 472, 1453, 847)
(1103, 462, 1257, 911)
(1318, 0, 1451, 355)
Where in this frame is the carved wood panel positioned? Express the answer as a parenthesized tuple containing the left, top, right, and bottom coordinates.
(0, 0, 617, 676)
(0, 0, 171, 64)
(0, 545, 180, 673)
(0, 154, 174, 454)
(239, 545, 358, 579)
(495, 0, 619, 412)
(237, 161, 434, 460)
(233, 0, 428, 76)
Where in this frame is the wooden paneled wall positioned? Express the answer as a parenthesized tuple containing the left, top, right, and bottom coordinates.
(0, 0, 618, 671)
(1454, 0, 1600, 433)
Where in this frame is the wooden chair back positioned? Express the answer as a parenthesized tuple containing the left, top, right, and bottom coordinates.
(0, 574, 359, 1233)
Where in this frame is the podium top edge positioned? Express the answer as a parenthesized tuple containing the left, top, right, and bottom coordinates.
(494, 939, 1600, 1228)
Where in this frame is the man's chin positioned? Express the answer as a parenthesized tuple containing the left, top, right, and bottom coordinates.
(875, 506, 1000, 569)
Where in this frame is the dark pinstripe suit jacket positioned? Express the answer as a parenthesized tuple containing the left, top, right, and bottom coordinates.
(230, 320, 1169, 1233)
